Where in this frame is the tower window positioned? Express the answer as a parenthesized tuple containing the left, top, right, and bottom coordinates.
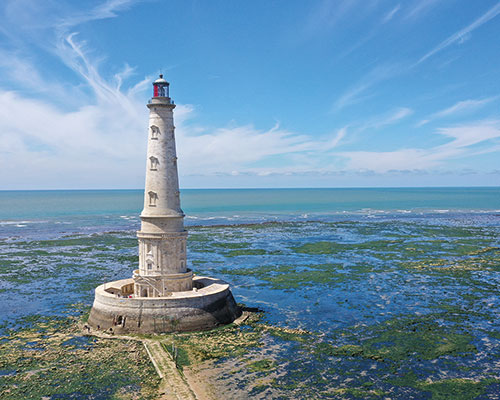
(148, 191, 158, 206)
(150, 125, 161, 139)
(147, 262, 153, 270)
(146, 243, 152, 255)
(149, 156, 159, 171)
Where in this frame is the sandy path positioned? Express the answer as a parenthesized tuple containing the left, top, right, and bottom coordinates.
(83, 327, 205, 400)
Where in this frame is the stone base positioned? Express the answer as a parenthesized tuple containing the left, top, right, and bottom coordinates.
(88, 276, 241, 333)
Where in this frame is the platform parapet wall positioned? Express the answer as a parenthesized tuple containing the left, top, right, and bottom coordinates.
(88, 276, 241, 333)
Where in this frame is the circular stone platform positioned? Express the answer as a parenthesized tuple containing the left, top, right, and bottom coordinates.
(88, 276, 241, 333)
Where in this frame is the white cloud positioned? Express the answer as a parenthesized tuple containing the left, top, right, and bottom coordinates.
(433, 97, 498, 119)
(382, 4, 400, 24)
(416, 119, 430, 127)
(338, 148, 439, 172)
(364, 107, 413, 130)
(437, 120, 500, 149)
(328, 127, 347, 149)
(1, 1, 499, 188)
(302, 0, 358, 39)
(0, 0, 351, 189)
(0, 42, 342, 189)
(418, 2, 500, 63)
(417, 97, 498, 126)
(342, 107, 413, 133)
(56, 0, 136, 31)
(338, 120, 500, 172)
(176, 119, 351, 176)
(332, 64, 400, 111)
(405, 0, 440, 20)
(177, 123, 313, 175)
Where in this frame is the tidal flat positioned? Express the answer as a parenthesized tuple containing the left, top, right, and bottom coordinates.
(1, 213, 500, 399)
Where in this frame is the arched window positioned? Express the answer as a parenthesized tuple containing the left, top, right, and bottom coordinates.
(148, 191, 158, 206)
(150, 125, 161, 139)
(149, 156, 159, 170)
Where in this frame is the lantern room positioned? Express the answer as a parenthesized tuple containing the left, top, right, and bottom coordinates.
(153, 74, 170, 98)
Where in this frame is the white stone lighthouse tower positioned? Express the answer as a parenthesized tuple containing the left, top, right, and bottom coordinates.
(88, 75, 241, 333)
(133, 75, 193, 297)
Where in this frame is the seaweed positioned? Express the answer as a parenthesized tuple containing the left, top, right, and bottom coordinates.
(0, 315, 158, 399)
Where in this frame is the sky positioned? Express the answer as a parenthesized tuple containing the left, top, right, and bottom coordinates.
(1, 0, 500, 189)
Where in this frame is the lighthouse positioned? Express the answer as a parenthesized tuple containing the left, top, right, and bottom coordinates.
(88, 75, 241, 333)
(133, 75, 193, 297)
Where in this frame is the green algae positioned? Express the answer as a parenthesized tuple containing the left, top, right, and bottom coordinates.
(161, 342, 191, 370)
(317, 314, 477, 363)
(0, 315, 159, 400)
(329, 387, 388, 398)
(221, 264, 293, 276)
(116, 254, 139, 264)
(25, 234, 136, 249)
(187, 233, 212, 242)
(221, 263, 365, 289)
(212, 242, 251, 249)
(415, 378, 498, 400)
(264, 327, 312, 343)
(226, 248, 267, 256)
(389, 375, 500, 400)
(292, 239, 403, 255)
(159, 312, 264, 366)
(399, 244, 500, 279)
(2, 217, 500, 399)
(263, 268, 342, 289)
(246, 358, 276, 373)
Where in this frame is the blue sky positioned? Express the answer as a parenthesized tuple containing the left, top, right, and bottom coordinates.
(1, 0, 500, 189)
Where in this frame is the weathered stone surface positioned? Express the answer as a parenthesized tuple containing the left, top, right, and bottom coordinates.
(89, 277, 241, 333)
(89, 76, 240, 333)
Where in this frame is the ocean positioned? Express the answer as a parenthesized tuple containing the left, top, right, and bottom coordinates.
(1, 187, 500, 398)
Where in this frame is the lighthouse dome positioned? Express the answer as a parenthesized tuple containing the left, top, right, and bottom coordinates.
(154, 74, 169, 84)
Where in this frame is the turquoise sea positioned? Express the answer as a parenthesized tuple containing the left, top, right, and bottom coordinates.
(1, 187, 499, 220)
(1, 187, 500, 399)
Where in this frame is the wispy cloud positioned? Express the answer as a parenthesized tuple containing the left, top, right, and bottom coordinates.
(382, 4, 400, 23)
(373, 107, 413, 128)
(178, 123, 312, 175)
(437, 120, 500, 149)
(351, 107, 414, 133)
(1, 1, 499, 187)
(418, 2, 500, 63)
(338, 120, 500, 172)
(56, 0, 136, 31)
(302, 0, 358, 39)
(332, 64, 400, 112)
(0, 1, 350, 188)
(328, 127, 347, 149)
(405, 0, 440, 20)
(0, 34, 339, 188)
(0, 49, 69, 100)
(176, 118, 351, 176)
(433, 97, 498, 118)
(417, 97, 498, 126)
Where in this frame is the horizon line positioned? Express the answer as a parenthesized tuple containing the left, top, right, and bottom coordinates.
(0, 185, 499, 192)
